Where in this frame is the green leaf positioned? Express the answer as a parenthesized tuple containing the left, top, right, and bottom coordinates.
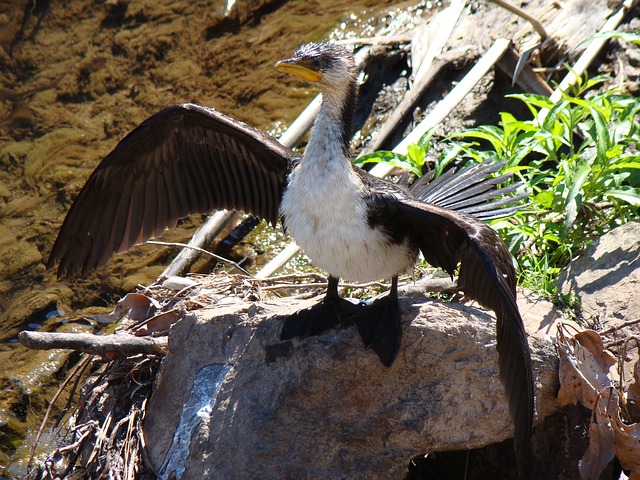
(454, 125, 506, 157)
(355, 150, 399, 167)
(585, 30, 640, 46)
(612, 161, 640, 170)
(507, 93, 555, 112)
(357, 151, 420, 176)
(589, 106, 611, 163)
(533, 191, 554, 208)
(605, 188, 640, 206)
(563, 162, 591, 233)
(434, 144, 464, 177)
(407, 143, 426, 173)
(355, 151, 424, 176)
(417, 126, 437, 151)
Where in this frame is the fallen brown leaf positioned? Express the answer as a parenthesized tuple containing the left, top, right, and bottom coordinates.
(557, 324, 615, 409)
(579, 389, 617, 480)
(613, 409, 640, 476)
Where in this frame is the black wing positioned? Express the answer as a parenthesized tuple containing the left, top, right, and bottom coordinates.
(378, 193, 533, 477)
(410, 161, 529, 221)
(48, 103, 295, 277)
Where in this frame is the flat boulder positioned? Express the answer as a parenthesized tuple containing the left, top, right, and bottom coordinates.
(143, 296, 558, 479)
(558, 221, 640, 329)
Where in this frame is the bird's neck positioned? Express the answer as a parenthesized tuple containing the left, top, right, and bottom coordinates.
(303, 79, 357, 167)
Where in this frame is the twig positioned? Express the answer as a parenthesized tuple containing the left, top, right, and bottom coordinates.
(19, 331, 168, 356)
(260, 282, 327, 291)
(57, 423, 96, 454)
(487, 0, 548, 40)
(256, 272, 328, 283)
(53, 356, 93, 429)
(159, 210, 239, 279)
(28, 355, 93, 473)
(151, 239, 252, 277)
(599, 318, 640, 337)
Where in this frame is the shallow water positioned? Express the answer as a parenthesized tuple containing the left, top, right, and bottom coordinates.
(0, 0, 436, 473)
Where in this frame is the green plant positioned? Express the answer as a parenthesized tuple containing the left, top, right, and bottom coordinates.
(459, 85, 639, 294)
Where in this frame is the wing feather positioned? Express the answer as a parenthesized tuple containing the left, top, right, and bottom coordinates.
(48, 103, 293, 277)
(388, 196, 533, 477)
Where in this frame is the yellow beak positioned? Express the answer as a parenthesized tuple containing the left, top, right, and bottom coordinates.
(275, 59, 323, 82)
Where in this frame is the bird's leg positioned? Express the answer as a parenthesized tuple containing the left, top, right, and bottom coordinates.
(354, 276, 402, 367)
(280, 276, 364, 340)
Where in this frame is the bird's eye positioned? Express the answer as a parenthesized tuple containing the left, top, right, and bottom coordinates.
(312, 58, 321, 69)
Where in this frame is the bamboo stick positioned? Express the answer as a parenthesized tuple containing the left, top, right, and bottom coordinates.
(362, 0, 466, 155)
(548, 0, 639, 104)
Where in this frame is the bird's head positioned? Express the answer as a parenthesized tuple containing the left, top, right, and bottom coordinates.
(275, 42, 356, 92)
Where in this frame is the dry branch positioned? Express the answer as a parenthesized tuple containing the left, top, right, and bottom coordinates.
(362, 0, 466, 155)
(547, 0, 640, 104)
(19, 331, 168, 356)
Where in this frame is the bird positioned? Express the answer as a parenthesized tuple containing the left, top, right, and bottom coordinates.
(47, 42, 533, 477)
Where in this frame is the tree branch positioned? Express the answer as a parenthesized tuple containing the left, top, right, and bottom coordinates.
(19, 331, 167, 356)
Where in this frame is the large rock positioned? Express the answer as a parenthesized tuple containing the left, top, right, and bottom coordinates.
(558, 222, 640, 329)
(143, 296, 559, 479)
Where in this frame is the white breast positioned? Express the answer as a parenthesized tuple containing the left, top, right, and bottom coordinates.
(280, 126, 416, 282)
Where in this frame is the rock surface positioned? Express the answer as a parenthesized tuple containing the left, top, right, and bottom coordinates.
(143, 296, 559, 479)
(558, 221, 640, 330)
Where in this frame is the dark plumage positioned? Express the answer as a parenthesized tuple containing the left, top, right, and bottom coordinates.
(48, 42, 533, 478)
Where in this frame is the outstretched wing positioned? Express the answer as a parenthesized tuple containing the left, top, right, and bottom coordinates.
(377, 193, 533, 477)
(48, 103, 295, 277)
(410, 161, 529, 221)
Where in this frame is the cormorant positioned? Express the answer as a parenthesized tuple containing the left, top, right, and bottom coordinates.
(47, 42, 533, 477)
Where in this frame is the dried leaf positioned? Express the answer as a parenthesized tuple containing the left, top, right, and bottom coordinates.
(557, 342, 587, 406)
(112, 293, 160, 322)
(557, 324, 614, 409)
(574, 330, 617, 372)
(613, 411, 640, 475)
(627, 356, 640, 405)
(579, 390, 617, 480)
(132, 310, 181, 336)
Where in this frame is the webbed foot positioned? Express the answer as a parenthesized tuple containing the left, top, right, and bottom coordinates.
(280, 295, 362, 340)
(354, 294, 402, 366)
(354, 276, 402, 366)
(280, 276, 363, 340)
